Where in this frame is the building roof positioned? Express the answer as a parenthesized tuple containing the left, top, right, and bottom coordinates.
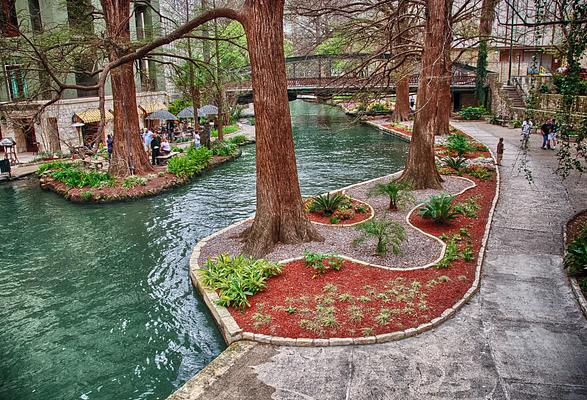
(75, 109, 114, 123)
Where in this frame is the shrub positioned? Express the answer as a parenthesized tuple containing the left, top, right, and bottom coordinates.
(332, 208, 356, 221)
(459, 106, 486, 120)
(303, 251, 344, 275)
(199, 254, 283, 309)
(564, 228, 587, 277)
(308, 192, 351, 216)
(446, 134, 474, 156)
(353, 218, 406, 255)
(467, 166, 494, 181)
(210, 140, 238, 156)
(123, 175, 148, 189)
(454, 196, 481, 218)
(512, 119, 522, 129)
(355, 204, 368, 213)
(80, 191, 93, 201)
(369, 180, 414, 210)
(171, 146, 184, 153)
(247, 117, 256, 125)
(167, 146, 212, 178)
(419, 193, 459, 224)
(37, 160, 74, 175)
(437, 236, 459, 268)
(443, 156, 467, 172)
(47, 164, 115, 188)
(228, 134, 248, 145)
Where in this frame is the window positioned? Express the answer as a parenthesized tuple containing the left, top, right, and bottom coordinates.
(28, 0, 42, 33)
(135, 3, 152, 40)
(66, 0, 93, 33)
(5, 65, 28, 100)
(0, 0, 18, 37)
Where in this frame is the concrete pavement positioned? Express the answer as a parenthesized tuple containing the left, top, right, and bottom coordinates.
(170, 121, 587, 400)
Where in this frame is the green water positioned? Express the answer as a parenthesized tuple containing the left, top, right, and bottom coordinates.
(0, 101, 408, 400)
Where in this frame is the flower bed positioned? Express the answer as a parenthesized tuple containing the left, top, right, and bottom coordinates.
(220, 170, 496, 340)
(383, 124, 413, 137)
(304, 198, 373, 225)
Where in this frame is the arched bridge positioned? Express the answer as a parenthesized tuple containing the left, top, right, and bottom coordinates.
(228, 54, 478, 106)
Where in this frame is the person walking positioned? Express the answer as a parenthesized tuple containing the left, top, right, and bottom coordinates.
(521, 117, 532, 149)
(106, 135, 113, 161)
(496, 137, 504, 166)
(143, 128, 153, 153)
(150, 134, 161, 165)
(549, 119, 558, 150)
(540, 119, 552, 149)
(193, 131, 201, 149)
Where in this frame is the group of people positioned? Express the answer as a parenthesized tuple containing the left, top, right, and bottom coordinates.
(520, 117, 558, 150)
(141, 128, 172, 165)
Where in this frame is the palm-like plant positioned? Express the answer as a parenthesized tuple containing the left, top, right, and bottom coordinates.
(419, 193, 459, 224)
(353, 218, 406, 255)
(309, 192, 350, 216)
(443, 156, 467, 171)
(369, 180, 415, 210)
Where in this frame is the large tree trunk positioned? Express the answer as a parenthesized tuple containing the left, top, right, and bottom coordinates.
(392, 75, 410, 121)
(240, 0, 323, 257)
(399, 0, 452, 189)
(435, 45, 452, 136)
(102, 0, 153, 177)
(476, 0, 497, 106)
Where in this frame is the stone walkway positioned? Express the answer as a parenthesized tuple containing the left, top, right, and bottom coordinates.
(170, 121, 587, 400)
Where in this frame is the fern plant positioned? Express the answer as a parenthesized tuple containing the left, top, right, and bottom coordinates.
(353, 218, 406, 255)
(419, 193, 459, 224)
(369, 180, 415, 210)
(446, 134, 474, 156)
(443, 156, 467, 172)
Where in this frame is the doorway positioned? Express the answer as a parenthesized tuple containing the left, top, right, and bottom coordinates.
(47, 117, 61, 152)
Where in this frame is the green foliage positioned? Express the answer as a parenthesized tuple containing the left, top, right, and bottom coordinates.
(228, 134, 248, 145)
(303, 251, 344, 275)
(462, 243, 475, 262)
(171, 146, 184, 153)
(211, 124, 240, 137)
(167, 146, 212, 178)
(512, 120, 522, 129)
(199, 254, 282, 309)
(419, 193, 459, 224)
(459, 106, 486, 120)
(210, 140, 238, 156)
(308, 192, 351, 216)
(443, 156, 467, 171)
(168, 98, 191, 116)
(564, 228, 587, 277)
(122, 175, 147, 189)
(369, 180, 414, 210)
(454, 196, 481, 218)
(80, 191, 93, 201)
(446, 134, 475, 156)
(353, 218, 406, 255)
(332, 208, 356, 221)
(37, 160, 72, 175)
(45, 163, 115, 188)
(467, 166, 494, 181)
(247, 117, 256, 125)
(437, 236, 459, 268)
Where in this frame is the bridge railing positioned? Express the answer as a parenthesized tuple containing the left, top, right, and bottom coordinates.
(226, 75, 476, 91)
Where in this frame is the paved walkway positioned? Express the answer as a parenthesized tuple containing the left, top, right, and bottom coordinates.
(171, 121, 587, 400)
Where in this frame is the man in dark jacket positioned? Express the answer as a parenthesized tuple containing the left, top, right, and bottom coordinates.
(150, 134, 161, 165)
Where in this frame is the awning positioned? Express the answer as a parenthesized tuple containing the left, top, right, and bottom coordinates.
(75, 109, 114, 123)
(139, 102, 167, 114)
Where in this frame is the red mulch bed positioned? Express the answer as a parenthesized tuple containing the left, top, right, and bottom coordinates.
(305, 199, 372, 225)
(435, 145, 491, 159)
(383, 124, 413, 137)
(227, 172, 497, 339)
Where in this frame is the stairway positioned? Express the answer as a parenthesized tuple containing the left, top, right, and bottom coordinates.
(501, 84, 526, 108)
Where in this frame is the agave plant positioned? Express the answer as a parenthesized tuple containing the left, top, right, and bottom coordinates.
(419, 193, 459, 224)
(309, 192, 350, 216)
(369, 180, 415, 210)
(443, 156, 467, 171)
(353, 218, 405, 255)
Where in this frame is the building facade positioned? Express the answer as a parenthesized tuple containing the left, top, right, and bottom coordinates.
(0, 0, 168, 154)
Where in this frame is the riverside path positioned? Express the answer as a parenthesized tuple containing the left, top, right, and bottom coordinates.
(169, 121, 587, 400)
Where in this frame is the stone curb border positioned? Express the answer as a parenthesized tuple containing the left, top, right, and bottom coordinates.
(562, 212, 587, 319)
(189, 159, 497, 346)
(364, 120, 412, 142)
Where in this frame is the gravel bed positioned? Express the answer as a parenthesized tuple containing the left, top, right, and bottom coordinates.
(198, 175, 475, 269)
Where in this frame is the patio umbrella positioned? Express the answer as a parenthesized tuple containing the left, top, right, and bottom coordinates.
(177, 106, 206, 118)
(199, 104, 218, 115)
(146, 109, 178, 121)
